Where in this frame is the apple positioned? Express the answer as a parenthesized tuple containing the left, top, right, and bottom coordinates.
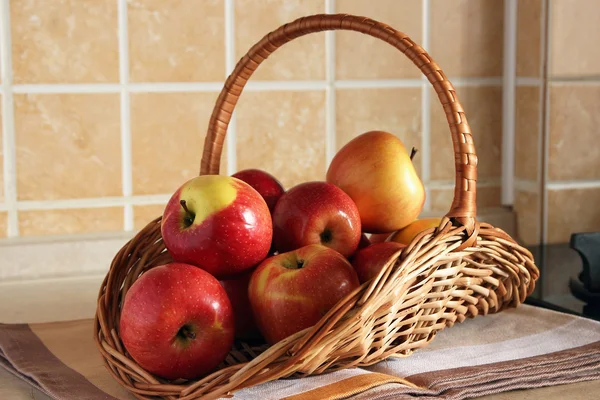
(271, 181, 361, 258)
(326, 131, 425, 233)
(119, 263, 234, 380)
(248, 244, 360, 344)
(389, 217, 442, 246)
(351, 242, 406, 284)
(161, 175, 272, 278)
(369, 232, 392, 244)
(358, 233, 371, 249)
(232, 169, 285, 213)
(220, 270, 261, 340)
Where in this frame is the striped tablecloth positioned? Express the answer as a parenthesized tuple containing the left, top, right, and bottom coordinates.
(1, 304, 599, 399)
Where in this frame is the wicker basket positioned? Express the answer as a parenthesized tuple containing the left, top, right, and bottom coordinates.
(94, 14, 540, 400)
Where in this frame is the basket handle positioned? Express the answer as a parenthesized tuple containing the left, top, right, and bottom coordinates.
(200, 14, 478, 231)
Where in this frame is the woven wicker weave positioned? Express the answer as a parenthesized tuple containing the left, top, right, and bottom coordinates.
(94, 14, 540, 400)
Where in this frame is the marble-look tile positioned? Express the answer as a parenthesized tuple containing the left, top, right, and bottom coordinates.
(430, 0, 504, 77)
(429, 185, 501, 213)
(548, 84, 600, 180)
(550, 0, 600, 77)
(128, 0, 225, 82)
(0, 212, 6, 238)
(130, 92, 226, 195)
(14, 94, 122, 200)
(514, 190, 540, 246)
(235, 0, 325, 81)
(133, 204, 167, 231)
(547, 188, 600, 244)
(335, 0, 422, 79)
(11, 0, 118, 83)
(517, 0, 542, 77)
(236, 91, 326, 189)
(515, 86, 541, 181)
(336, 87, 422, 176)
(19, 207, 123, 237)
(430, 86, 503, 180)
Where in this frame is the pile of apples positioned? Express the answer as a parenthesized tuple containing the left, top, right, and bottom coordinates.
(118, 131, 441, 381)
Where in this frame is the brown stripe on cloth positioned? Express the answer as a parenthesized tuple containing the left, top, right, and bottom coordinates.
(0, 323, 118, 400)
(345, 341, 600, 400)
(0, 353, 46, 394)
(29, 320, 132, 399)
(407, 341, 600, 388)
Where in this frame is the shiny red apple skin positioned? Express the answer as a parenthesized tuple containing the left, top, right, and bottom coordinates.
(119, 263, 234, 380)
(351, 242, 406, 284)
(271, 181, 361, 258)
(248, 244, 360, 344)
(232, 169, 285, 213)
(220, 270, 261, 340)
(161, 175, 272, 278)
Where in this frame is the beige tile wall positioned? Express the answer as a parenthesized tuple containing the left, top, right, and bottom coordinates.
(513, 0, 600, 245)
(236, 90, 326, 188)
(11, 0, 119, 84)
(0, 0, 507, 238)
(544, 0, 600, 243)
(128, 0, 225, 82)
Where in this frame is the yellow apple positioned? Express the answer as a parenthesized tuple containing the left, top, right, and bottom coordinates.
(326, 131, 425, 233)
(389, 217, 442, 246)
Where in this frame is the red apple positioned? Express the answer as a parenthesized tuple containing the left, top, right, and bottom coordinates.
(220, 270, 260, 340)
(369, 232, 392, 244)
(119, 263, 234, 380)
(358, 233, 371, 249)
(248, 244, 360, 344)
(161, 175, 272, 278)
(232, 169, 285, 213)
(351, 242, 406, 284)
(271, 181, 361, 258)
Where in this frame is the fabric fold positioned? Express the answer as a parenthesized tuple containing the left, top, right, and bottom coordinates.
(0, 305, 599, 400)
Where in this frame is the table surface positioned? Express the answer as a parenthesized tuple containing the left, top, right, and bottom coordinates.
(1, 275, 599, 400)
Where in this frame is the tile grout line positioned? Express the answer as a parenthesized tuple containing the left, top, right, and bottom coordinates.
(325, 0, 336, 166)
(224, 0, 237, 175)
(8, 179, 506, 210)
(546, 180, 600, 190)
(421, 0, 431, 212)
(9, 179, 509, 211)
(514, 178, 541, 193)
(8, 77, 508, 94)
(535, 0, 547, 246)
(118, 0, 133, 231)
(16, 195, 172, 211)
(541, 0, 550, 245)
(501, 0, 517, 206)
(0, 0, 18, 236)
(516, 76, 543, 86)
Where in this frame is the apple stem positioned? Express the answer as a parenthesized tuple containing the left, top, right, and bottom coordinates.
(180, 199, 190, 213)
(410, 147, 418, 161)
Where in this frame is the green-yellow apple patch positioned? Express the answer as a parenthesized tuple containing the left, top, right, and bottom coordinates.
(179, 175, 238, 228)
